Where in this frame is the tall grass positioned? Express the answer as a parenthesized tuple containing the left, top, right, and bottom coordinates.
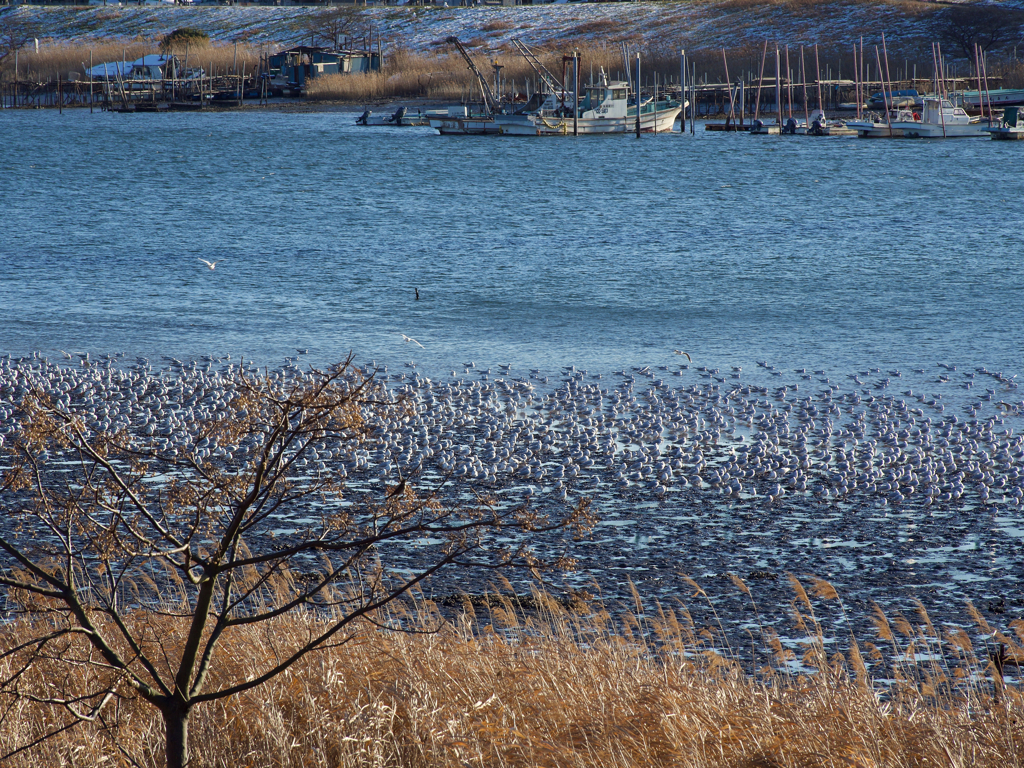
(0, 578, 1020, 767)
(0, 40, 263, 83)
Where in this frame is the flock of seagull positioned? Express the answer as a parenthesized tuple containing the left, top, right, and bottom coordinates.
(1, 350, 1024, 518)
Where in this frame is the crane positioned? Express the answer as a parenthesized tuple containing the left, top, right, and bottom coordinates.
(446, 37, 499, 115)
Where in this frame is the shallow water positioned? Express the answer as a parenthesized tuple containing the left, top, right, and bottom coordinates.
(2, 107, 1023, 647)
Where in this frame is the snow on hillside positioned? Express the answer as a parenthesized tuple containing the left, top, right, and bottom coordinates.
(0, 0, 1013, 57)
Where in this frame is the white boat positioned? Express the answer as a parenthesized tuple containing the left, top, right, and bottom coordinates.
(428, 106, 500, 135)
(890, 97, 990, 138)
(847, 109, 914, 138)
(494, 69, 681, 136)
(985, 106, 1024, 140)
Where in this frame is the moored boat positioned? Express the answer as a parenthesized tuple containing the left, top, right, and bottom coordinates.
(356, 107, 445, 127)
(494, 69, 681, 136)
(890, 97, 990, 138)
(985, 106, 1024, 140)
(961, 88, 1024, 110)
(847, 109, 913, 138)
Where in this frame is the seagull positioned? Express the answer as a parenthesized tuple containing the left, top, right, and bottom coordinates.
(673, 351, 692, 362)
(198, 258, 224, 270)
(401, 334, 425, 349)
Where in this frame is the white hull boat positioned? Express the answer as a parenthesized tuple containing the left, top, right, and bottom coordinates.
(847, 108, 919, 138)
(890, 98, 990, 138)
(428, 105, 500, 135)
(494, 69, 681, 136)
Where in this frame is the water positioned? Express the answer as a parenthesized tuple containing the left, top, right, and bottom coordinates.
(1, 108, 1021, 377)
(2, 108, 1023, 650)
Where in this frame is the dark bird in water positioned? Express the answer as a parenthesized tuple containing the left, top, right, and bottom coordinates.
(415, 288, 420, 300)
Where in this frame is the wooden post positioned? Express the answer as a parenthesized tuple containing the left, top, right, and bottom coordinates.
(635, 53, 641, 138)
(680, 49, 685, 133)
(573, 51, 578, 136)
(722, 49, 736, 129)
(814, 44, 824, 114)
(785, 45, 792, 119)
(875, 46, 893, 137)
(753, 40, 767, 122)
(774, 47, 782, 133)
(800, 46, 809, 129)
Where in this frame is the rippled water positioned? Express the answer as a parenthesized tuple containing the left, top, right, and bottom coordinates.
(2, 108, 1022, 377)
(2, 107, 1023, 647)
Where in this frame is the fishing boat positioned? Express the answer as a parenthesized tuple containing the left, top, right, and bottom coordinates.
(428, 105, 501, 135)
(494, 68, 681, 136)
(985, 106, 1024, 140)
(889, 97, 990, 138)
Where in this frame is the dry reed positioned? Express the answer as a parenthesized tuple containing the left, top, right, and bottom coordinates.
(0, 40, 263, 83)
(0, 580, 1020, 768)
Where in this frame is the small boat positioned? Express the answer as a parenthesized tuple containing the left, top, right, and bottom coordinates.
(847, 109, 914, 138)
(428, 105, 501, 136)
(867, 89, 922, 110)
(356, 107, 443, 127)
(985, 106, 1024, 140)
(494, 68, 681, 136)
(889, 97, 990, 138)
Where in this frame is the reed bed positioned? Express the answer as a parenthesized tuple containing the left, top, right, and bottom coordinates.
(0, 578, 1020, 768)
(306, 42, 655, 103)
(0, 40, 263, 83)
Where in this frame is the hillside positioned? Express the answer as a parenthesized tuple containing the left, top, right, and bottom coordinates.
(2, 0, 1013, 61)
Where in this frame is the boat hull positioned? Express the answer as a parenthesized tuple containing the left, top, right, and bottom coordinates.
(428, 117, 500, 135)
(846, 120, 905, 138)
(891, 121, 990, 138)
(496, 106, 681, 136)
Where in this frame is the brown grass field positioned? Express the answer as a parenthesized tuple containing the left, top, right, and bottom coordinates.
(1, 577, 1021, 767)
(1, 40, 264, 83)
(5, 35, 1024, 100)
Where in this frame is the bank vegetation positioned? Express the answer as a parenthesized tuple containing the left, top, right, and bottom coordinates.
(0, 578, 1021, 767)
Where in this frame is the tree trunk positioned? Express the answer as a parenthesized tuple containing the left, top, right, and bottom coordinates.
(163, 702, 190, 768)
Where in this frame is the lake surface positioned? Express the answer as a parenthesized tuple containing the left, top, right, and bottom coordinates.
(2, 107, 1023, 651)
(2, 108, 1021, 376)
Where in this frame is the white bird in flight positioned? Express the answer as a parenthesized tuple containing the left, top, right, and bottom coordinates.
(673, 350, 692, 362)
(198, 258, 224, 270)
(401, 334, 425, 349)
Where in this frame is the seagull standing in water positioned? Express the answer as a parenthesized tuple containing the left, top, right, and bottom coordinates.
(198, 259, 224, 270)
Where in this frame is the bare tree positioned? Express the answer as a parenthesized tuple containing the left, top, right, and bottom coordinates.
(938, 5, 1022, 60)
(0, 16, 40, 68)
(0, 359, 591, 768)
(304, 7, 369, 49)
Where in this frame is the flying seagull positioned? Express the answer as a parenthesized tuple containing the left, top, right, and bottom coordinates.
(401, 334, 425, 349)
(198, 258, 224, 270)
(674, 350, 692, 362)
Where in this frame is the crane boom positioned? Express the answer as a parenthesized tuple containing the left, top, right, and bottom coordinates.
(510, 37, 563, 97)
(446, 37, 498, 114)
